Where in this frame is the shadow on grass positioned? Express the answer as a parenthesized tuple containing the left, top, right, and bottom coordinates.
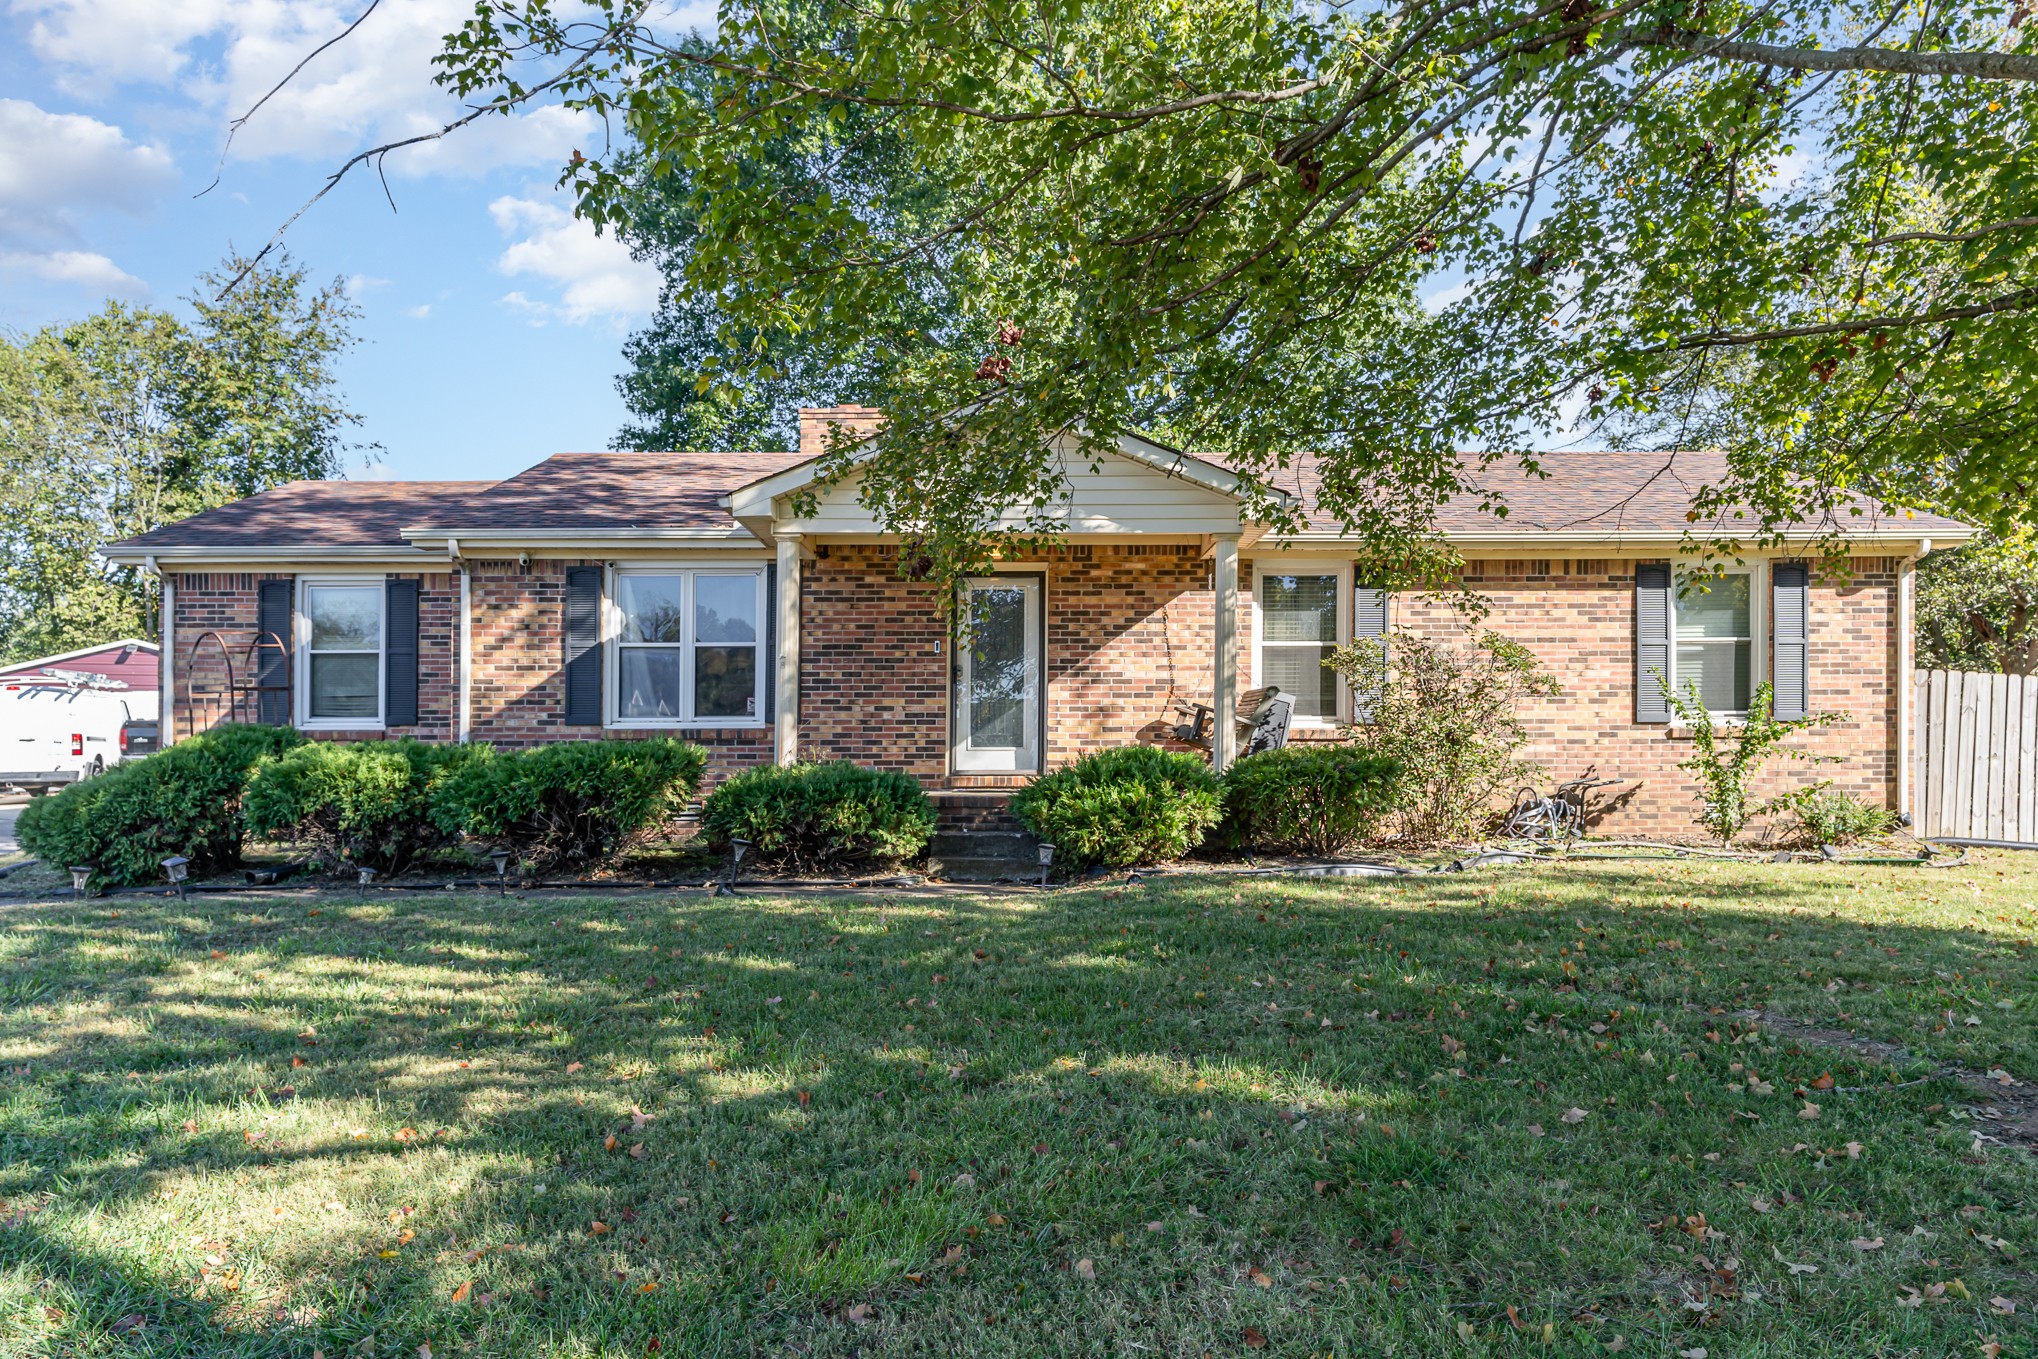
(1, 861, 2035, 1356)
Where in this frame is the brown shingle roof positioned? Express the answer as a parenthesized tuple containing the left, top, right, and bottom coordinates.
(418, 450, 806, 530)
(1251, 449, 1972, 538)
(110, 446, 1969, 553)
(113, 480, 497, 550)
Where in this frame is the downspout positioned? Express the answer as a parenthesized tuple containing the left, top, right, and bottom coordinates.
(452, 538, 472, 744)
(1896, 539, 1930, 827)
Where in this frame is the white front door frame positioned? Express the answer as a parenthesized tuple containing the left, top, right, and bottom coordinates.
(952, 573, 1045, 773)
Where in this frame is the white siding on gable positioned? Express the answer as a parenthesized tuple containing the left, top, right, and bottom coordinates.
(782, 441, 1248, 536)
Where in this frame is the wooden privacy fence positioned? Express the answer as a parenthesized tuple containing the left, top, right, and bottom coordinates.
(1915, 669, 2038, 847)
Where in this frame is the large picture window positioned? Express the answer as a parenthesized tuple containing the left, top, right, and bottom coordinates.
(300, 580, 383, 727)
(1672, 569, 1755, 715)
(1256, 567, 1343, 721)
(612, 569, 765, 725)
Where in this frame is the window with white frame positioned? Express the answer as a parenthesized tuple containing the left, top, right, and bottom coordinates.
(1256, 567, 1343, 721)
(613, 569, 765, 724)
(1672, 568, 1755, 715)
(300, 580, 383, 725)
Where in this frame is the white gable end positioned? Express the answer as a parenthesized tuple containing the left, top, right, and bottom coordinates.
(776, 437, 1254, 537)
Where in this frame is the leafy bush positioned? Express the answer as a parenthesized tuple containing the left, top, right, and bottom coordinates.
(1766, 783, 1899, 846)
(698, 761, 935, 871)
(1329, 628, 1561, 845)
(1011, 745, 1222, 870)
(428, 738, 706, 871)
(17, 724, 301, 888)
(1663, 680, 1838, 844)
(1223, 744, 1402, 857)
(244, 740, 482, 875)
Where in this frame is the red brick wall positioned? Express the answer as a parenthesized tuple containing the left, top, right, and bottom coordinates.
(1235, 555, 1901, 837)
(798, 545, 948, 773)
(796, 544, 1214, 777)
(165, 551, 1904, 837)
(463, 560, 772, 781)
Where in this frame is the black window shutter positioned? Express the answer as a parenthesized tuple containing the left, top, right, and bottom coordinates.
(763, 562, 777, 724)
(1636, 563, 1672, 724)
(385, 578, 420, 727)
(1350, 582, 1389, 723)
(1772, 561, 1811, 720)
(563, 566, 603, 726)
(255, 578, 293, 726)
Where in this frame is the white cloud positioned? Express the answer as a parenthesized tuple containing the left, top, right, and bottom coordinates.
(0, 248, 150, 294)
(0, 98, 176, 247)
(490, 194, 658, 325)
(345, 272, 389, 296)
(12, 0, 689, 179)
(407, 303, 431, 319)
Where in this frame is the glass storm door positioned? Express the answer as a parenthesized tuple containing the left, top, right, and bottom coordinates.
(954, 576, 1042, 772)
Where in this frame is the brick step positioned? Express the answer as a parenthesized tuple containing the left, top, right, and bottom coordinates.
(929, 790, 1024, 835)
(927, 824, 1043, 882)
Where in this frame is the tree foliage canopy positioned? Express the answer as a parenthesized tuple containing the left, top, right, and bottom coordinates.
(1917, 529, 2038, 674)
(430, 0, 2035, 586)
(0, 254, 365, 660)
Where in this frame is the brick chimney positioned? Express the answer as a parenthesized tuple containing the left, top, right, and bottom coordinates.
(798, 405, 886, 458)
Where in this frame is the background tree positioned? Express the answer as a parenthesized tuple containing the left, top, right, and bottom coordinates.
(419, 0, 2036, 589)
(609, 28, 961, 453)
(1917, 530, 2038, 674)
(0, 253, 366, 661)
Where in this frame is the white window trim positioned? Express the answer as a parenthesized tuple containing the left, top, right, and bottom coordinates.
(604, 563, 769, 730)
(1249, 557, 1352, 727)
(295, 574, 386, 732)
(1669, 561, 1768, 721)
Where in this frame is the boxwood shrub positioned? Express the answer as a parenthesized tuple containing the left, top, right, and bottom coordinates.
(428, 738, 706, 871)
(1010, 745, 1222, 870)
(1222, 744, 1403, 857)
(17, 724, 302, 888)
(244, 739, 483, 875)
(698, 761, 935, 871)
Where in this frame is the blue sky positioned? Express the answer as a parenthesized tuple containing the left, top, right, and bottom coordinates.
(1, 0, 717, 484)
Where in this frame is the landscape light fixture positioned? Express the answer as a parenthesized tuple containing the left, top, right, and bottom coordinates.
(161, 855, 190, 899)
(1037, 842, 1056, 888)
(357, 866, 378, 892)
(718, 838, 753, 897)
(68, 866, 93, 898)
(488, 847, 512, 896)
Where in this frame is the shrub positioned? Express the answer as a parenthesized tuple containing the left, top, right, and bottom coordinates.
(1766, 783, 1899, 846)
(1664, 680, 1838, 844)
(1011, 745, 1222, 870)
(428, 738, 706, 871)
(698, 761, 935, 871)
(17, 724, 301, 888)
(1328, 628, 1561, 845)
(1223, 744, 1402, 857)
(244, 740, 483, 875)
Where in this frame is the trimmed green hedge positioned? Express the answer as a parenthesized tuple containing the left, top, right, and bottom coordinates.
(1011, 745, 1222, 870)
(1222, 744, 1402, 857)
(243, 739, 483, 875)
(429, 738, 706, 871)
(17, 724, 301, 888)
(698, 761, 935, 871)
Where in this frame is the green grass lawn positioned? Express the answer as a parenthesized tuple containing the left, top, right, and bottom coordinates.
(3, 855, 2037, 1358)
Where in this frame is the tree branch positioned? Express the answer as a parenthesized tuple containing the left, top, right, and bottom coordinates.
(1638, 284, 2038, 352)
(1623, 27, 2038, 82)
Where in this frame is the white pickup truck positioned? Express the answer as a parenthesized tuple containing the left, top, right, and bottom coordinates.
(0, 670, 160, 794)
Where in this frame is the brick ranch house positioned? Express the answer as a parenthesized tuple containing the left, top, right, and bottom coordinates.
(101, 408, 1972, 837)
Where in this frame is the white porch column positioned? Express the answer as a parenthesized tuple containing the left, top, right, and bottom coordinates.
(775, 531, 802, 765)
(1213, 534, 1240, 772)
(156, 564, 175, 747)
(456, 560, 473, 744)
